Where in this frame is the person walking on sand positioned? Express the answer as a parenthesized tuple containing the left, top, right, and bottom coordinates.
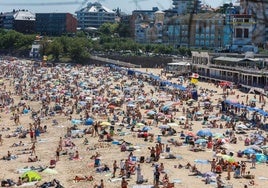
(94, 179, 104, 188)
(56, 146, 60, 161)
(30, 142, 36, 156)
(0, 134, 3, 146)
(251, 153, 256, 168)
(121, 177, 128, 188)
(112, 160, 118, 178)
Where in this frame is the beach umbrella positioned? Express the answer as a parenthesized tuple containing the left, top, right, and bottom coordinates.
(221, 155, 236, 163)
(161, 105, 170, 112)
(187, 132, 195, 137)
(167, 123, 179, 127)
(187, 99, 195, 103)
(127, 103, 135, 107)
(236, 124, 249, 130)
(196, 129, 212, 137)
(249, 98, 257, 103)
(243, 148, 256, 155)
(159, 124, 169, 129)
(42, 168, 58, 174)
(142, 126, 152, 131)
(136, 122, 145, 127)
(249, 145, 262, 152)
(22, 171, 41, 182)
(256, 153, 267, 163)
(194, 138, 207, 144)
(202, 171, 216, 177)
(85, 118, 94, 126)
(178, 116, 186, 120)
(195, 111, 203, 116)
(213, 133, 224, 139)
(71, 119, 82, 125)
(146, 110, 156, 116)
(107, 105, 116, 109)
(92, 104, 100, 109)
(100, 122, 111, 127)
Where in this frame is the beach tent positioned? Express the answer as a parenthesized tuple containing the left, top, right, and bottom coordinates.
(22, 171, 41, 182)
(256, 153, 267, 163)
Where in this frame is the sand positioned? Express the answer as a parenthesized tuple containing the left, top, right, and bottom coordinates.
(0, 59, 267, 188)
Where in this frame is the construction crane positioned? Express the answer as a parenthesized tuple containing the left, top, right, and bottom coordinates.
(129, 0, 148, 10)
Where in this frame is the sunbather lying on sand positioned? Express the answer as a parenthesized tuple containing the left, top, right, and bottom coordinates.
(73, 175, 93, 182)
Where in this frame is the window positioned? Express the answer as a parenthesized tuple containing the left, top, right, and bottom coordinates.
(244, 28, 249, 38)
(236, 28, 243, 38)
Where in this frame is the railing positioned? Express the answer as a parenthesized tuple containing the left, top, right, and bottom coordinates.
(90, 56, 140, 68)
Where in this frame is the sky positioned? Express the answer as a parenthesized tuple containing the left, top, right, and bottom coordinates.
(0, 0, 226, 14)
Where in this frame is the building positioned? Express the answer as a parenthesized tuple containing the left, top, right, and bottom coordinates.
(13, 10, 35, 34)
(240, 0, 268, 47)
(76, 2, 116, 30)
(36, 13, 77, 36)
(172, 0, 202, 15)
(192, 51, 268, 91)
(130, 7, 160, 43)
(0, 10, 16, 30)
(165, 13, 224, 48)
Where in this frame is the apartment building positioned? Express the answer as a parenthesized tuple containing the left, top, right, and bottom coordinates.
(172, 0, 202, 14)
(36, 13, 77, 36)
(76, 2, 116, 30)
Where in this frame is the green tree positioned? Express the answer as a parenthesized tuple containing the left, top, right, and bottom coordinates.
(68, 38, 90, 63)
(48, 40, 63, 60)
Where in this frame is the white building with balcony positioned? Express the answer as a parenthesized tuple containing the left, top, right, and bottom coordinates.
(76, 2, 116, 30)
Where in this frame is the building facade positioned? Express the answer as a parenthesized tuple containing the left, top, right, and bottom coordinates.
(0, 10, 16, 30)
(165, 13, 224, 49)
(35, 13, 77, 36)
(172, 0, 201, 15)
(192, 51, 268, 90)
(130, 7, 160, 43)
(76, 2, 116, 30)
(240, 0, 268, 47)
(13, 10, 35, 34)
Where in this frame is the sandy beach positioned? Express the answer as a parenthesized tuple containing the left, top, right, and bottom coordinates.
(0, 58, 267, 188)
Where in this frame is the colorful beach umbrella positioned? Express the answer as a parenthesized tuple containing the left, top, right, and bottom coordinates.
(221, 155, 236, 163)
(100, 122, 111, 127)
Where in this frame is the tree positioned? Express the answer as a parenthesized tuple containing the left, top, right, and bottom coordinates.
(68, 38, 90, 63)
(48, 40, 63, 60)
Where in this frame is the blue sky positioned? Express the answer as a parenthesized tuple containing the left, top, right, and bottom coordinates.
(0, 0, 225, 14)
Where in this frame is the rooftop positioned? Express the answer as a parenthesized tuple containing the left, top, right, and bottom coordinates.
(14, 10, 35, 21)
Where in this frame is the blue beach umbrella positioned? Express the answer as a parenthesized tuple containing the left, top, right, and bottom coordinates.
(195, 138, 208, 144)
(142, 126, 152, 131)
(147, 110, 156, 116)
(196, 129, 213, 137)
(85, 118, 94, 126)
(243, 148, 256, 155)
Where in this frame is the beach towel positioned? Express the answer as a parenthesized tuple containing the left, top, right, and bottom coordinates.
(132, 185, 154, 188)
(172, 179, 182, 183)
(14, 181, 38, 187)
(109, 178, 122, 182)
(258, 177, 268, 180)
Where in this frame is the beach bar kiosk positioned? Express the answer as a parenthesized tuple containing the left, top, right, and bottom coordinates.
(165, 62, 191, 75)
